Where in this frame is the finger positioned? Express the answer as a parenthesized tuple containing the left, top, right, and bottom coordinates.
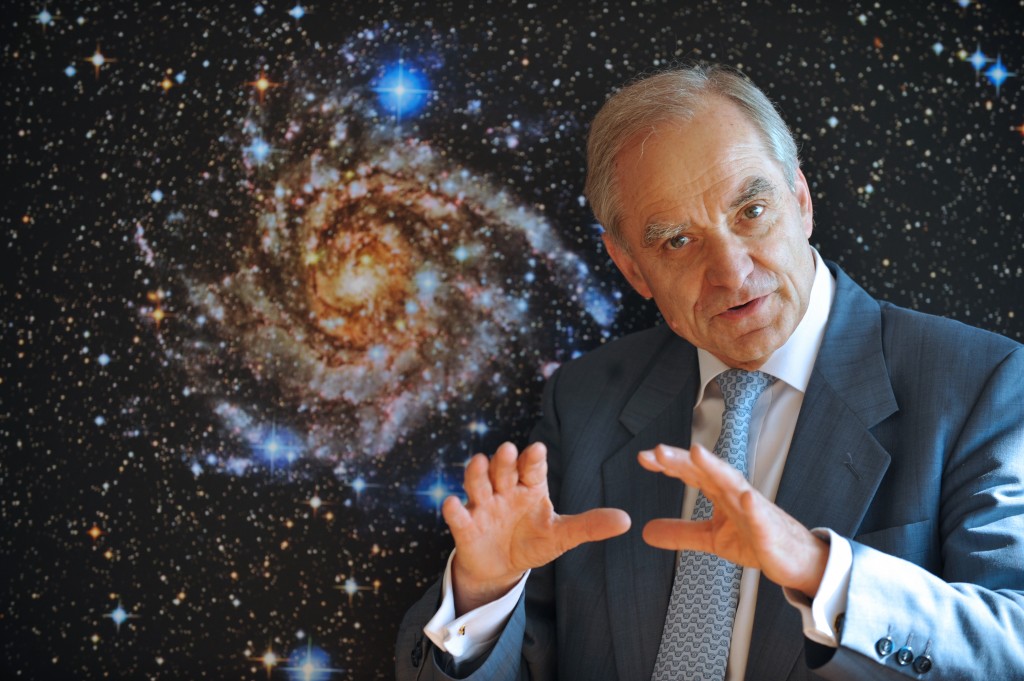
(688, 443, 750, 511)
(462, 453, 493, 505)
(642, 518, 713, 553)
(554, 508, 631, 553)
(441, 495, 473, 534)
(517, 442, 548, 487)
(489, 442, 521, 493)
(638, 444, 699, 484)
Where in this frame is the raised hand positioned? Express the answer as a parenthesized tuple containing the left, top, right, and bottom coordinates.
(442, 441, 631, 615)
(638, 443, 829, 597)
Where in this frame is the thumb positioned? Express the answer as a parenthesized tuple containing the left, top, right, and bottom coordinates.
(555, 508, 631, 553)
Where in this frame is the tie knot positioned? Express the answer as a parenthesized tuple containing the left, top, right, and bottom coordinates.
(716, 369, 776, 415)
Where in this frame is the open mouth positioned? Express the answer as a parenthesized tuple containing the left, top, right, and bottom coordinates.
(718, 294, 766, 318)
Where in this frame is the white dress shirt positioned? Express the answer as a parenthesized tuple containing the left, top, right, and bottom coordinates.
(425, 249, 853, 678)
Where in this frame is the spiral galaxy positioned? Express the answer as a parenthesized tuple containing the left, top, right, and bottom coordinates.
(151, 57, 615, 472)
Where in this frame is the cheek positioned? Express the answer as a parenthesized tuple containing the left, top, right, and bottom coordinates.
(660, 293, 706, 335)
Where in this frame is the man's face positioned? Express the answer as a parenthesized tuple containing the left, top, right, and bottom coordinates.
(603, 98, 816, 370)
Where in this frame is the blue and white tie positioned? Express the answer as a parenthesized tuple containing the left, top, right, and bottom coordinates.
(651, 369, 776, 681)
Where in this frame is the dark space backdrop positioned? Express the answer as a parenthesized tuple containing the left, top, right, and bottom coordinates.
(2, 1, 1021, 679)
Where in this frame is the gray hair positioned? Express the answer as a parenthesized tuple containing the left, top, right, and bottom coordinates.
(584, 64, 799, 246)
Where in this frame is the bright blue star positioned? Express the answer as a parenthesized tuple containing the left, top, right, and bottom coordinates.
(283, 642, 343, 681)
(968, 46, 989, 72)
(288, 4, 305, 20)
(36, 9, 53, 26)
(105, 603, 136, 631)
(151, 189, 164, 203)
(373, 61, 432, 121)
(415, 470, 460, 515)
(244, 137, 272, 165)
(251, 425, 302, 471)
(64, 65, 76, 77)
(985, 55, 1013, 92)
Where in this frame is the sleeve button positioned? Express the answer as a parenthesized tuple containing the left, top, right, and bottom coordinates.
(913, 654, 933, 674)
(896, 646, 914, 666)
(875, 636, 894, 657)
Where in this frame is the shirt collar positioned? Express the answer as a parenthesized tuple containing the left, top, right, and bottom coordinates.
(695, 248, 835, 402)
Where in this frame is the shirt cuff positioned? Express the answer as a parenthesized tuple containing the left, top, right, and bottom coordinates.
(423, 550, 530, 666)
(782, 528, 852, 647)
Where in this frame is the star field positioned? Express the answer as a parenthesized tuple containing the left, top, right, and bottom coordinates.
(2, 1, 1022, 679)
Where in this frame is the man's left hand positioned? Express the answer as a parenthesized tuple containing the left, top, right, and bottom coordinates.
(639, 443, 829, 598)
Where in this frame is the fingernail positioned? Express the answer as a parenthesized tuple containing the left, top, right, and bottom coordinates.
(639, 450, 662, 468)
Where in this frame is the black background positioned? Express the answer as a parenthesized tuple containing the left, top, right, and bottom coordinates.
(2, 1, 1021, 679)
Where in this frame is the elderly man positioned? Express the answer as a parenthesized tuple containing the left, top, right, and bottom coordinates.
(395, 64, 1024, 680)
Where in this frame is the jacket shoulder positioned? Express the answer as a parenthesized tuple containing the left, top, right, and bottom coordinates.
(877, 300, 1021, 366)
(554, 324, 687, 389)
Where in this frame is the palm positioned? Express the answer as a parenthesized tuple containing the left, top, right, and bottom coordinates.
(443, 442, 630, 613)
(640, 444, 828, 596)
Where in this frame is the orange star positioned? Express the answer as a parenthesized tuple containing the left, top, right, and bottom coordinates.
(145, 290, 173, 329)
(247, 70, 279, 103)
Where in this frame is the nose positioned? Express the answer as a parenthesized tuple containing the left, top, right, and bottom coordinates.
(703, 231, 753, 290)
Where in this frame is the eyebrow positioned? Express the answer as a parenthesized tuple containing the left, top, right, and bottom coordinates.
(642, 221, 686, 248)
(729, 176, 779, 210)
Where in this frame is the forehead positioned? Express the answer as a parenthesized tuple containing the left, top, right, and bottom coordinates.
(613, 101, 781, 230)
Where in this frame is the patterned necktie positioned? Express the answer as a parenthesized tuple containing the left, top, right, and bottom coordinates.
(651, 369, 776, 681)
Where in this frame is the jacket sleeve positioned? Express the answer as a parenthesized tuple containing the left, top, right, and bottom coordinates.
(814, 346, 1024, 679)
(394, 579, 537, 681)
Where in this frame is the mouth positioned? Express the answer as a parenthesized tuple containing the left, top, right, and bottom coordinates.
(717, 294, 768, 319)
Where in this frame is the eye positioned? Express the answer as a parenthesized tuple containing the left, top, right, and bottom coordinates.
(743, 204, 765, 219)
(666, 234, 692, 250)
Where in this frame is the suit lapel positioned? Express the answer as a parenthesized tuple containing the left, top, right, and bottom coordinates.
(601, 334, 700, 681)
(746, 264, 899, 680)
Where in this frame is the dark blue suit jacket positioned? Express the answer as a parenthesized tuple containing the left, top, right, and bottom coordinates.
(397, 262, 1024, 680)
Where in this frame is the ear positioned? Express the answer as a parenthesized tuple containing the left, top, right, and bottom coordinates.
(602, 232, 654, 300)
(793, 167, 814, 239)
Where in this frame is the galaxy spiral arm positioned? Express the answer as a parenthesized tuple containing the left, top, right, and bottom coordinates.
(140, 56, 616, 477)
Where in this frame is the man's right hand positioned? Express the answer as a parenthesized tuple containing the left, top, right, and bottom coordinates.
(442, 441, 631, 615)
